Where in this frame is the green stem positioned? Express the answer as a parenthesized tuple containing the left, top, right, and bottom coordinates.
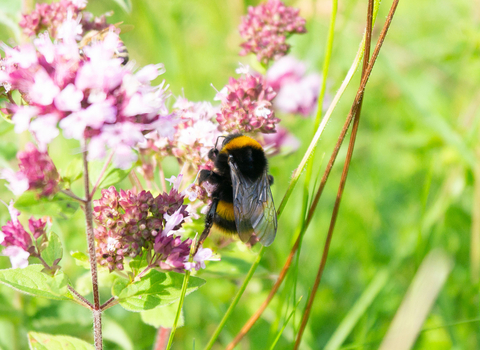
(313, 0, 338, 132)
(203, 247, 266, 350)
(166, 270, 191, 350)
(277, 0, 380, 217)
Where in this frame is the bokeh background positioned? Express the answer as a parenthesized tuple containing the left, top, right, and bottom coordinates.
(0, 0, 479, 349)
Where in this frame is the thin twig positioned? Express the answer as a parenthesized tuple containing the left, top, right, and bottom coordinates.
(68, 285, 94, 309)
(294, 0, 380, 348)
(131, 170, 144, 191)
(59, 189, 86, 203)
(82, 139, 103, 349)
(100, 297, 118, 311)
(90, 151, 114, 200)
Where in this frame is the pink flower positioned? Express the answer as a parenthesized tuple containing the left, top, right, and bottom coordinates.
(54, 83, 84, 111)
(19, 0, 94, 38)
(266, 56, 321, 117)
(216, 73, 279, 134)
(2, 143, 60, 197)
(93, 183, 192, 272)
(239, 0, 306, 65)
(1, 28, 171, 170)
(1, 201, 32, 251)
(0, 169, 29, 196)
(2, 246, 30, 269)
(184, 246, 220, 271)
(163, 208, 184, 236)
(261, 126, 300, 156)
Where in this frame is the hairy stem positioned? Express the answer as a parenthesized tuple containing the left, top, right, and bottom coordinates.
(68, 285, 94, 309)
(82, 139, 103, 349)
(59, 189, 86, 203)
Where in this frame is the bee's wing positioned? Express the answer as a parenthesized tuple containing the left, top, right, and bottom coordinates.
(229, 158, 277, 246)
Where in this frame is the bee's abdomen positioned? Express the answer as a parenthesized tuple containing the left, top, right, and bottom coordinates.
(213, 200, 237, 233)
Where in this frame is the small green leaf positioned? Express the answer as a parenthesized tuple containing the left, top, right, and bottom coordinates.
(70, 251, 90, 269)
(141, 301, 184, 328)
(62, 158, 83, 185)
(42, 232, 63, 267)
(15, 192, 79, 218)
(28, 331, 94, 350)
(100, 166, 135, 189)
(112, 270, 205, 312)
(0, 264, 74, 301)
(89, 160, 135, 192)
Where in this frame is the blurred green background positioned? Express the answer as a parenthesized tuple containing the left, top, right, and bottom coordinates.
(1, 0, 480, 349)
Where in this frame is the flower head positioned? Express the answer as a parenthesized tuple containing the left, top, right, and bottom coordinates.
(19, 0, 109, 39)
(184, 246, 220, 271)
(239, 0, 306, 65)
(216, 73, 279, 134)
(140, 98, 220, 170)
(0, 200, 50, 268)
(93, 182, 193, 272)
(266, 56, 321, 116)
(1, 28, 171, 169)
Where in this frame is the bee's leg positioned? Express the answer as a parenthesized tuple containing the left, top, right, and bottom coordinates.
(268, 175, 274, 186)
(194, 199, 218, 254)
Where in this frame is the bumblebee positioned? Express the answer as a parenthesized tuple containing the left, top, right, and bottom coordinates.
(197, 134, 277, 251)
(79, 23, 130, 65)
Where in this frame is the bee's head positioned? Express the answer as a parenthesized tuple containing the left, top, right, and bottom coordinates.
(208, 147, 219, 160)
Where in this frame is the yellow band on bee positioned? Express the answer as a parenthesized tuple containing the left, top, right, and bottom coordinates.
(220, 135, 263, 153)
(216, 200, 235, 221)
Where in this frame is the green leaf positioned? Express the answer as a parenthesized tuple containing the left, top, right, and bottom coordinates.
(27, 331, 94, 350)
(70, 251, 90, 269)
(0, 264, 73, 301)
(100, 166, 135, 189)
(15, 192, 79, 218)
(112, 270, 205, 312)
(42, 232, 63, 267)
(89, 160, 135, 192)
(141, 301, 184, 328)
(62, 158, 83, 185)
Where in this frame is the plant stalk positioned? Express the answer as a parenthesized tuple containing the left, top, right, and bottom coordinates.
(294, 0, 397, 347)
(82, 139, 103, 349)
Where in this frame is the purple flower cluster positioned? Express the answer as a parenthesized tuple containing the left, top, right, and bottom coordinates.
(0, 201, 49, 268)
(140, 98, 220, 171)
(216, 73, 280, 134)
(239, 0, 306, 65)
(93, 184, 195, 272)
(0, 143, 59, 197)
(0, 21, 171, 169)
(266, 56, 321, 117)
(19, 0, 109, 39)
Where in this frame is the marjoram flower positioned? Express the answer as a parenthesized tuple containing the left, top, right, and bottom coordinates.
(266, 56, 321, 117)
(216, 73, 280, 134)
(0, 200, 49, 268)
(0, 143, 59, 197)
(1, 16, 171, 169)
(93, 181, 216, 273)
(239, 0, 306, 65)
